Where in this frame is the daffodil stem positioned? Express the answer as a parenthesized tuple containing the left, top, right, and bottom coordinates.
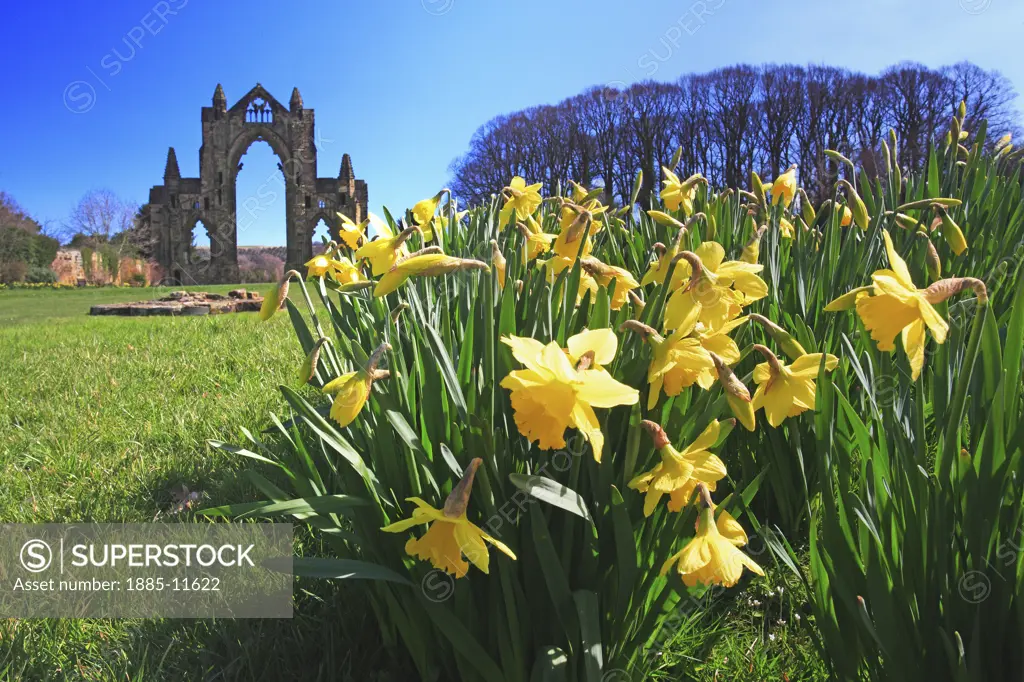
(939, 297, 988, 482)
(558, 451, 582, 569)
(292, 272, 342, 376)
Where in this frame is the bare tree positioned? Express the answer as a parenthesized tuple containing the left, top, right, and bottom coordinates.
(65, 189, 137, 241)
(449, 61, 1021, 208)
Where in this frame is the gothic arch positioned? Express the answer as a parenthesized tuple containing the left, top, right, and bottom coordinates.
(148, 84, 368, 283)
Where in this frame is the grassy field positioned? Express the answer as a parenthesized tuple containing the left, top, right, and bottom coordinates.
(0, 286, 826, 681)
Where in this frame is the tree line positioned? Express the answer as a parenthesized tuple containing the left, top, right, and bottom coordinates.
(449, 61, 1021, 206)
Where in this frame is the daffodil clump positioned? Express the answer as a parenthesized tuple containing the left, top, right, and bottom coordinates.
(226, 110, 1004, 680)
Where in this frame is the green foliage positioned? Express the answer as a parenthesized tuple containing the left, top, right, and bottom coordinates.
(212, 105, 1024, 681)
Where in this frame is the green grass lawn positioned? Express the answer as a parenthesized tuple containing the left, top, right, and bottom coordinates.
(0, 286, 827, 681)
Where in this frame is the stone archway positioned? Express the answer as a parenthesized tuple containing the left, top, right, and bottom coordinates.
(148, 84, 368, 284)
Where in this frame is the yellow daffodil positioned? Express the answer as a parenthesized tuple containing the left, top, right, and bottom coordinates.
(355, 224, 418, 276)
(840, 206, 853, 227)
(559, 201, 606, 234)
(304, 254, 336, 278)
(542, 256, 599, 305)
(660, 168, 705, 215)
(563, 327, 618, 370)
(779, 217, 795, 239)
(515, 219, 557, 261)
(661, 484, 763, 588)
(750, 345, 837, 427)
(640, 227, 689, 289)
(331, 256, 370, 288)
(382, 459, 516, 578)
(663, 243, 768, 331)
(580, 257, 639, 310)
(623, 316, 746, 410)
(410, 190, 448, 241)
(305, 254, 368, 288)
(373, 249, 487, 297)
(553, 208, 597, 260)
(499, 176, 543, 227)
(629, 420, 727, 517)
(322, 343, 390, 427)
(500, 332, 638, 461)
(825, 230, 986, 380)
(771, 165, 797, 208)
(337, 213, 368, 250)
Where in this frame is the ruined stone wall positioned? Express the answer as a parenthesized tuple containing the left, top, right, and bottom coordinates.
(50, 250, 157, 286)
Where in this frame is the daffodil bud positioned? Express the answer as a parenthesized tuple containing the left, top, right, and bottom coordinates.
(892, 213, 921, 231)
(933, 205, 968, 256)
(260, 270, 300, 321)
(750, 314, 806, 361)
(670, 146, 683, 171)
(296, 337, 330, 387)
(958, 99, 967, 120)
(897, 198, 961, 212)
(442, 457, 482, 518)
(740, 226, 767, 264)
(924, 238, 942, 281)
(839, 180, 869, 231)
(619, 320, 664, 345)
(950, 116, 962, 148)
(824, 149, 855, 172)
(640, 419, 671, 450)
(696, 482, 715, 509)
(390, 302, 409, 323)
(647, 210, 687, 230)
(630, 170, 644, 207)
(798, 189, 816, 226)
(711, 353, 755, 432)
(922, 277, 988, 305)
(490, 240, 507, 290)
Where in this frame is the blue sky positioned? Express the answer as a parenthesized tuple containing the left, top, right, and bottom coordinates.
(1, 0, 1022, 246)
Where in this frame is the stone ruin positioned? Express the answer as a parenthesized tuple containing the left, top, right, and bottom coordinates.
(89, 289, 270, 317)
(148, 83, 368, 284)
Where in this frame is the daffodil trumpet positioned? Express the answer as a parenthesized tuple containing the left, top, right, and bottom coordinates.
(628, 420, 728, 516)
(500, 331, 639, 461)
(824, 230, 986, 379)
(771, 164, 797, 209)
(381, 458, 517, 578)
(409, 189, 451, 241)
(749, 344, 838, 427)
(660, 482, 764, 587)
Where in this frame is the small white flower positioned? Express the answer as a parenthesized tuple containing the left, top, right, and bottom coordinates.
(768, 633, 776, 642)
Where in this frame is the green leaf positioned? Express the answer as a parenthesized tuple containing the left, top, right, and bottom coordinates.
(282, 557, 411, 585)
(509, 473, 593, 523)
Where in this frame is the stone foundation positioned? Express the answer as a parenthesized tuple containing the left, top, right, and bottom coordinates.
(89, 289, 269, 317)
